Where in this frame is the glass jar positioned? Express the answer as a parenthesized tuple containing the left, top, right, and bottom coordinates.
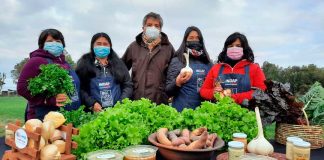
(233, 133, 247, 152)
(286, 136, 303, 160)
(293, 141, 311, 160)
(228, 141, 244, 160)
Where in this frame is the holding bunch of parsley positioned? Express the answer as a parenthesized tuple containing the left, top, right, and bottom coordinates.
(28, 64, 75, 104)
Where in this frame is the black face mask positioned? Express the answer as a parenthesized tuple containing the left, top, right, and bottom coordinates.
(186, 41, 202, 51)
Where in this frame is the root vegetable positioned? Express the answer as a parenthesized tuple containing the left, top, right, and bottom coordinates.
(168, 131, 185, 146)
(171, 129, 181, 136)
(191, 127, 207, 137)
(247, 107, 274, 155)
(28, 136, 46, 150)
(206, 133, 217, 148)
(25, 119, 43, 132)
(52, 140, 66, 154)
(181, 129, 191, 145)
(50, 129, 62, 143)
(187, 131, 208, 149)
(179, 144, 187, 148)
(42, 121, 55, 140)
(157, 128, 172, 146)
(40, 144, 61, 160)
(180, 51, 193, 77)
(190, 135, 201, 142)
(43, 112, 66, 128)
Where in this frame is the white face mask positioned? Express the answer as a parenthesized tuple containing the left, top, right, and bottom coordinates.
(144, 26, 160, 40)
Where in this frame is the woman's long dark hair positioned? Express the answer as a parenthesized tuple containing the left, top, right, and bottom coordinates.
(217, 32, 254, 63)
(175, 26, 211, 64)
(76, 32, 126, 84)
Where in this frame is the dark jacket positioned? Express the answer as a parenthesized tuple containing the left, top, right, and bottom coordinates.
(122, 32, 175, 104)
(76, 53, 133, 109)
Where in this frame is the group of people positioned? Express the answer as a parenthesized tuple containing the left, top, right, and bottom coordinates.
(17, 12, 266, 120)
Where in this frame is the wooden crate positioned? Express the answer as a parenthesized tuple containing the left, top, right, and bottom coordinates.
(2, 120, 79, 160)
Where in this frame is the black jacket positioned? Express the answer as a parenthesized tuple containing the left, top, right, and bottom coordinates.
(76, 53, 133, 110)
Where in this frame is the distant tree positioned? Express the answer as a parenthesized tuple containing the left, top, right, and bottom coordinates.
(64, 54, 76, 69)
(0, 73, 6, 92)
(262, 62, 324, 95)
(11, 58, 29, 84)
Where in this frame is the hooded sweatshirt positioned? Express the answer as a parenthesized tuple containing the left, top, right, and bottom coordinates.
(17, 49, 70, 118)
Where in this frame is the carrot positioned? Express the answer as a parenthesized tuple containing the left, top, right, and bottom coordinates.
(157, 128, 172, 146)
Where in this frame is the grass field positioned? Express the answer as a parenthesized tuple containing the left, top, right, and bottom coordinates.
(0, 96, 26, 137)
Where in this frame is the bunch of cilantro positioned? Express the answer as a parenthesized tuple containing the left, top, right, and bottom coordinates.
(28, 64, 74, 99)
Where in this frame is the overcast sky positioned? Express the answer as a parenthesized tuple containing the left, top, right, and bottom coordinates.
(1, 0, 324, 90)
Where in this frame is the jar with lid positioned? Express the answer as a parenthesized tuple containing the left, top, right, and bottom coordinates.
(293, 141, 311, 160)
(228, 141, 244, 160)
(286, 136, 303, 160)
(232, 133, 247, 152)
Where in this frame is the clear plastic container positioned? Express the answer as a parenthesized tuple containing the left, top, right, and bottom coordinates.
(228, 141, 244, 160)
(85, 149, 124, 160)
(286, 136, 303, 160)
(123, 145, 158, 160)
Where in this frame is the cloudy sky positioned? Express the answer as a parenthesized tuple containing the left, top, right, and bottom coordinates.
(1, 0, 323, 90)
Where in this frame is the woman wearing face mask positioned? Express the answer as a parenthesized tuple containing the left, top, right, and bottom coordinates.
(76, 32, 132, 112)
(166, 26, 213, 111)
(200, 32, 266, 104)
(17, 29, 81, 120)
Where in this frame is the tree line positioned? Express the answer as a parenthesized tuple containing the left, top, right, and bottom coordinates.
(262, 61, 324, 95)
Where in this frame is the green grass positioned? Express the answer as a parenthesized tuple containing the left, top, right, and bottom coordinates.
(0, 96, 26, 137)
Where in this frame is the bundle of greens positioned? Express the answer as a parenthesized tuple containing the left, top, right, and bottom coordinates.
(299, 82, 324, 125)
(73, 98, 181, 158)
(182, 94, 257, 142)
(28, 64, 74, 98)
(249, 80, 304, 125)
(60, 106, 97, 128)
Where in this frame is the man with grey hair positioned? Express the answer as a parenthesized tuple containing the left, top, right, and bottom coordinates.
(122, 12, 174, 104)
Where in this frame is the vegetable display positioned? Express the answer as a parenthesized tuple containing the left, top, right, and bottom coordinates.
(72, 97, 257, 158)
(28, 64, 74, 102)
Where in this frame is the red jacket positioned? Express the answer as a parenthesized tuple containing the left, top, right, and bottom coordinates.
(200, 60, 266, 104)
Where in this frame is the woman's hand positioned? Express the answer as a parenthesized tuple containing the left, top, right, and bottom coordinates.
(176, 72, 192, 87)
(213, 85, 223, 94)
(55, 93, 67, 107)
(92, 102, 102, 112)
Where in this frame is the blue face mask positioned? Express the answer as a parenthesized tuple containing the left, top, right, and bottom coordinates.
(94, 46, 110, 58)
(44, 42, 64, 57)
